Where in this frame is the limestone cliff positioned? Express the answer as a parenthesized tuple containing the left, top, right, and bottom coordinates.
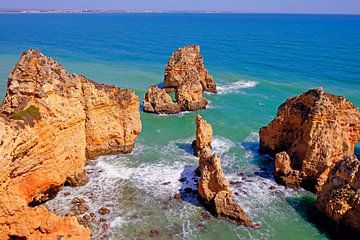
(195, 115, 256, 227)
(312, 155, 360, 237)
(259, 88, 360, 192)
(0, 49, 141, 239)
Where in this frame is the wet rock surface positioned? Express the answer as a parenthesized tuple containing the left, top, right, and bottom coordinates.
(259, 88, 360, 192)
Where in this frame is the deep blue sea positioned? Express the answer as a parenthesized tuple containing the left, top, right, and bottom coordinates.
(0, 14, 359, 239)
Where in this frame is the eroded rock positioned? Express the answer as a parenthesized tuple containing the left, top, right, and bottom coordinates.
(176, 80, 208, 111)
(195, 115, 256, 227)
(312, 155, 360, 237)
(259, 88, 360, 192)
(143, 45, 216, 114)
(143, 85, 180, 114)
(0, 49, 142, 239)
(164, 45, 217, 93)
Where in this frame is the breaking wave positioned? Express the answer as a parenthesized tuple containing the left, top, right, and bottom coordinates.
(217, 80, 258, 95)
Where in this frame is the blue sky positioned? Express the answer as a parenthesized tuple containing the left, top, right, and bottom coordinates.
(1, 0, 360, 14)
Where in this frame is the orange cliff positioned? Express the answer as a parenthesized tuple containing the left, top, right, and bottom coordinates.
(0, 49, 141, 239)
(259, 88, 360, 192)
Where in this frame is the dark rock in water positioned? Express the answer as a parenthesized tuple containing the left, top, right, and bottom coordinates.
(161, 181, 171, 185)
(200, 211, 211, 220)
(174, 193, 182, 200)
(98, 207, 110, 215)
(259, 88, 360, 192)
(179, 177, 187, 182)
(184, 187, 193, 194)
(99, 218, 107, 222)
(71, 197, 89, 215)
(63, 192, 71, 196)
(149, 229, 159, 237)
(269, 186, 276, 190)
(197, 223, 205, 229)
(66, 170, 89, 186)
(101, 223, 110, 231)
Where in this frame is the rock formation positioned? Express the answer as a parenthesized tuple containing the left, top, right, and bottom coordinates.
(143, 85, 180, 114)
(195, 115, 256, 227)
(259, 88, 360, 192)
(143, 45, 216, 114)
(164, 45, 217, 93)
(0, 49, 142, 239)
(311, 155, 360, 237)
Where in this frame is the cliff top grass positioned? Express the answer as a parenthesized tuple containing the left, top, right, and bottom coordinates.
(10, 105, 41, 126)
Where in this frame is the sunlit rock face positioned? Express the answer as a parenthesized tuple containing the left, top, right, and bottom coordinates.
(312, 155, 360, 237)
(164, 45, 217, 93)
(0, 49, 141, 239)
(259, 88, 360, 192)
(143, 45, 216, 114)
(195, 115, 257, 227)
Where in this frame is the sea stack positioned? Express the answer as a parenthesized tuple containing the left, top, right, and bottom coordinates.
(311, 155, 360, 237)
(164, 45, 217, 93)
(0, 49, 142, 239)
(143, 45, 216, 114)
(195, 115, 256, 227)
(259, 88, 360, 192)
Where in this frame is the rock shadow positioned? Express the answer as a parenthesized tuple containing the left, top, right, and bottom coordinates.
(177, 164, 201, 207)
(286, 195, 339, 240)
(175, 142, 194, 155)
(240, 140, 275, 181)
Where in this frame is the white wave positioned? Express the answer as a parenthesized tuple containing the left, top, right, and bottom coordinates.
(216, 80, 258, 95)
(212, 136, 235, 155)
(243, 132, 259, 143)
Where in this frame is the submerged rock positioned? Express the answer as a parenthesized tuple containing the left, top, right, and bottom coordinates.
(0, 49, 142, 239)
(259, 88, 360, 192)
(164, 45, 217, 93)
(311, 155, 360, 237)
(195, 115, 256, 227)
(143, 45, 216, 114)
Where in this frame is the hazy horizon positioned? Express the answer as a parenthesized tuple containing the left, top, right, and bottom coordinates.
(1, 0, 360, 14)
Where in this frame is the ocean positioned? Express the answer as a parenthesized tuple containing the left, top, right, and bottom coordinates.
(0, 13, 359, 239)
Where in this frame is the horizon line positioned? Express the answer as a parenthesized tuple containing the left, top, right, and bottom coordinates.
(0, 9, 359, 15)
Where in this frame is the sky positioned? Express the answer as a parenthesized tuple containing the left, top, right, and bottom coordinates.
(1, 0, 360, 14)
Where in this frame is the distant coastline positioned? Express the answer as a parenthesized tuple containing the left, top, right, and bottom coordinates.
(0, 9, 358, 15)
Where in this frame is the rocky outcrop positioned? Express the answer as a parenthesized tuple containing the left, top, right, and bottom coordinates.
(259, 88, 360, 192)
(195, 115, 256, 227)
(143, 45, 216, 114)
(176, 80, 208, 111)
(164, 45, 217, 93)
(311, 155, 360, 237)
(0, 49, 141, 239)
(143, 85, 180, 114)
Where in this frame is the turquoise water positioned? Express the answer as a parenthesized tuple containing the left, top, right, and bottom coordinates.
(1, 14, 359, 239)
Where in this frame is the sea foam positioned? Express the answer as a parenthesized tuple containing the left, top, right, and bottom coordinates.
(216, 80, 258, 95)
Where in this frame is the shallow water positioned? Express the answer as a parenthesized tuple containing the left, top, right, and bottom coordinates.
(0, 13, 359, 239)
